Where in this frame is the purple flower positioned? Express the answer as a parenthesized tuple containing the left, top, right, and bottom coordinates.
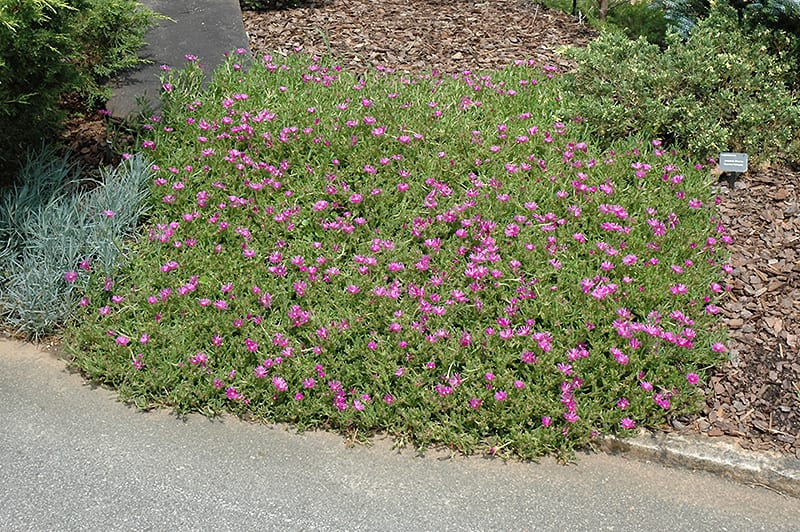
(556, 363, 573, 375)
(620, 418, 636, 429)
(190, 352, 208, 366)
(226, 387, 242, 400)
(272, 376, 288, 392)
(610, 347, 628, 365)
(670, 283, 688, 295)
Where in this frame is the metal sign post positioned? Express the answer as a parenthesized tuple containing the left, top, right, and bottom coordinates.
(719, 152, 748, 187)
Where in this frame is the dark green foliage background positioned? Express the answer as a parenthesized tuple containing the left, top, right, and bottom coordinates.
(563, 6, 800, 163)
(0, 0, 157, 182)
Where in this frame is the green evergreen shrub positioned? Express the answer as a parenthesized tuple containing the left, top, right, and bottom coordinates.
(563, 5, 800, 163)
(654, 0, 800, 36)
(71, 0, 161, 106)
(0, 0, 158, 182)
(1, 1, 81, 178)
(653, 0, 800, 85)
(650, 0, 709, 35)
(535, 0, 669, 45)
(607, 1, 669, 46)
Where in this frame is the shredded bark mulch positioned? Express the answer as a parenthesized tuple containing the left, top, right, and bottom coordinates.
(687, 169, 799, 457)
(242, 0, 799, 458)
(243, 0, 596, 74)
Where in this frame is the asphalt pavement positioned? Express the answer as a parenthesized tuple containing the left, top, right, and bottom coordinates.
(1, 338, 799, 530)
(105, 0, 250, 119)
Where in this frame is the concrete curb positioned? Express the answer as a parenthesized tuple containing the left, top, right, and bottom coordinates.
(599, 430, 800, 498)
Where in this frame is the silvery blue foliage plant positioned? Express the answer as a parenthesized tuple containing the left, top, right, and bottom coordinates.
(0, 146, 152, 338)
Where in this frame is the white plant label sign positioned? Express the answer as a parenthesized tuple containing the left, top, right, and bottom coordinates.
(719, 152, 748, 173)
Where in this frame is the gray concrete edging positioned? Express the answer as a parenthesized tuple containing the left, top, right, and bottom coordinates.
(600, 430, 800, 498)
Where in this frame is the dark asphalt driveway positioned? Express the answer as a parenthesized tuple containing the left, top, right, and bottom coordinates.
(1, 339, 798, 531)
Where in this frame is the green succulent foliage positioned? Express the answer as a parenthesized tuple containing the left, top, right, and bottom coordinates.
(0, 145, 153, 339)
(563, 5, 800, 164)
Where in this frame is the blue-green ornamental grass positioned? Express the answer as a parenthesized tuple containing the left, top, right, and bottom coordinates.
(0, 147, 152, 339)
(65, 51, 732, 458)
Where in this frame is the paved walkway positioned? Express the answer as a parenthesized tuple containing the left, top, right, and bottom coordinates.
(105, 0, 250, 119)
(2, 338, 799, 530)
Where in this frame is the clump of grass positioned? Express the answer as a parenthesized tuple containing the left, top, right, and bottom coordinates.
(0, 147, 152, 339)
(65, 52, 730, 458)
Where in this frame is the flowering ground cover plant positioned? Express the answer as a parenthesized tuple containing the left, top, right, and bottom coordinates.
(65, 51, 732, 458)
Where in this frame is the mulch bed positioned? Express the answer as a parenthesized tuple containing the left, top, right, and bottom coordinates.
(242, 0, 799, 458)
(690, 169, 799, 456)
(243, 0, 597, 73)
